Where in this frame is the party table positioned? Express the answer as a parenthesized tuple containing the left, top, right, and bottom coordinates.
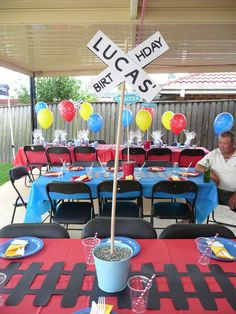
(24, 167, 218, 224)
(13, 145, 209, 166)
(0, 238, 235, 314)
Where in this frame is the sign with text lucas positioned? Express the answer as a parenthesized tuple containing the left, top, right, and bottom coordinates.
(87, 31, 169, 102)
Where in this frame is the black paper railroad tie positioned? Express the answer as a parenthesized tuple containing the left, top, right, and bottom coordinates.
(209, 264, 236, 310)
(61, 263, 86, 307)
(6, 262, 43, 306)
(164, 264, 189, 310)
(141, 262, 160, 310)
(34, 262, 65, 306)
(187, 264, 217, 310)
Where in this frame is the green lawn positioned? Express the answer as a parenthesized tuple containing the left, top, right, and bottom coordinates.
(0, 162, 12, 186)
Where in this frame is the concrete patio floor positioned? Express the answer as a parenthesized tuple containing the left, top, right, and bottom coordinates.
(0, 177, 235, 238)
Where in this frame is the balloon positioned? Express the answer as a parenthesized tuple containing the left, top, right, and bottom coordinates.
(122, 109, 133, 127)
(170, 113, 187, 135)
(214, 112, 234, 135)
(135, 110, 152, 132)
(37, 108, 53, 129)
(79, 102, 93, 121)
(87, 113, 104, 133)
(162, 111, 174, 130)
(142, 107, 155, 118)
(58, 100, 76, 123)
(35, 101, 48, 114)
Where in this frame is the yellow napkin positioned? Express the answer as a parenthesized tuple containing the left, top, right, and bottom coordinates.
(171, 175, 181, 181)
(105, 304, 113, 314)
(45, 172, 60, 176)
(210, 242, 234, 260)
(4, 239, 28, 257)
(74, 175, 88, 181)
(125, 175, 134, 180)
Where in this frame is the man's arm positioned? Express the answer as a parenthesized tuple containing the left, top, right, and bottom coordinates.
(195, 163, 220, 185)
(228, 192, 236, 209)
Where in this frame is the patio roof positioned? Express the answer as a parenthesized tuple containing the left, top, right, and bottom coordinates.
(0, 1, 236, 77)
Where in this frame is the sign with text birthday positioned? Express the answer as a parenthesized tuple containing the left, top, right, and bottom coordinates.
(87, 31, 169, 102)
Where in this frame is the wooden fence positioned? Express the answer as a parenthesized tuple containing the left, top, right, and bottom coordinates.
(0, 99, 235, 162)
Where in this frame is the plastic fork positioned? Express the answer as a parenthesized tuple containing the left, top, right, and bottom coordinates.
(97, 296, 106, 314)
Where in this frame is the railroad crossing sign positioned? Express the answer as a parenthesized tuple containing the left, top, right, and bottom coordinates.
(87, 31, 169, 102)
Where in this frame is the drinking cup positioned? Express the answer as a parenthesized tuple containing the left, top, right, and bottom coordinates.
(122, 161, 136, 177)
(82, 237, 100, 265)
(0, 272, 6, 306)
(128, 275, 151, 313)
(144, 140, 151, 150)
(195, 237, 212, 265)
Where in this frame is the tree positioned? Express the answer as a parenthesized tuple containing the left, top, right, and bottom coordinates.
(16, 85, 30, 104)
(16, 76, 97, 103)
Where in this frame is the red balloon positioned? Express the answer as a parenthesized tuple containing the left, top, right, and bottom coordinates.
(58, 100, 76, 123)
(170, 113, 187, 135)
(142, 107, 155, 118)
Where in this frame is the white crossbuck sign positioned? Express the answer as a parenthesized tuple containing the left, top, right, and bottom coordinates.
(87, 31, 169, 102)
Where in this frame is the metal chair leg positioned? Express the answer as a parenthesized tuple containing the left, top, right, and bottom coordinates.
(208, 209, 236, 228)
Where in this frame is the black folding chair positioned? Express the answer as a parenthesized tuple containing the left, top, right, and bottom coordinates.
(74, 146, 97, 162)
(82, 217, 157, 239)
(97, 180, 143, 218)
(106, 159, 124, 167)
(47, 146, 72, 167)
(122, 147, 146, 166)
(159, 223, 235, 239)
(151, 180, 198, 228)
(0, 223, 70, 238)
(9, 166, 32, 223)
(72, 161, 101, 167)
(46, 181, 95, 230)
(178, 148, 205, 167)
(147, 148, 172, 161)
(144, 160, 173, 167)
(23, 145, 49, 179)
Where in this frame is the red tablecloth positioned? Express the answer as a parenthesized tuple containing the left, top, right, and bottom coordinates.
(0, 238, 235, 314)
(13, 145, 209, 166)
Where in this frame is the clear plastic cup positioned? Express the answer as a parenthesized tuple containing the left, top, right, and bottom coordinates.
(128, 275, 152, 313)
(195, 237, 212, 265)
(82, 237, 101, 265)
(0, 273, 6, 306)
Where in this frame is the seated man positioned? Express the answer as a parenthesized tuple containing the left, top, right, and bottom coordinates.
(195, 131, 236, 211)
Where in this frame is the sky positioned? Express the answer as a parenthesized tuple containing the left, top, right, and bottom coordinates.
(0, 66, 185, 99)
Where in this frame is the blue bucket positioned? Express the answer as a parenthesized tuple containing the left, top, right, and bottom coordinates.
(93, 242, 132, 293)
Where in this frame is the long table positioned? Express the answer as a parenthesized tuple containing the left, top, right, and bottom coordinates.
(0, 238, 235, 314)
(25, 167, 218, 224)
(13, 145, 209, 165)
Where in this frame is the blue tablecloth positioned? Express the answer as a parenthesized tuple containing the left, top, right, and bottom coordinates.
(25, 167, 218, 224)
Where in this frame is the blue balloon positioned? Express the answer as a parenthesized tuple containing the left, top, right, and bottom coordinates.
(87, 113, 104, 133)
(35, 101, 48, 114)
(122, 109, 133, 127)
(214, 112, 234, 135)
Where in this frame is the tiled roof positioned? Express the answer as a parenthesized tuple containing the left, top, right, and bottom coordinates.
(161, 72, 236, 92)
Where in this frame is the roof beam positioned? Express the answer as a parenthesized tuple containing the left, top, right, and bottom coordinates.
(130, 0, 138, 19)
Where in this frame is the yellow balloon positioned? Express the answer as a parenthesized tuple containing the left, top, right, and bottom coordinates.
(37, 108, 53, 129)
(135, 110, 152, 132)
(162, 111, 174, 130)
(79, 102, 93, 121)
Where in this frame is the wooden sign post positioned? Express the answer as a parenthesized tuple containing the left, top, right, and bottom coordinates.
(87, 31, 169, 252)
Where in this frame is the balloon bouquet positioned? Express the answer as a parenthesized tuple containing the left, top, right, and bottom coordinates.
(35, 101, 53, 129)
(214, 112, 234, 134)
(79, 102, 104, 138)
(162, 111, 187, 145)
